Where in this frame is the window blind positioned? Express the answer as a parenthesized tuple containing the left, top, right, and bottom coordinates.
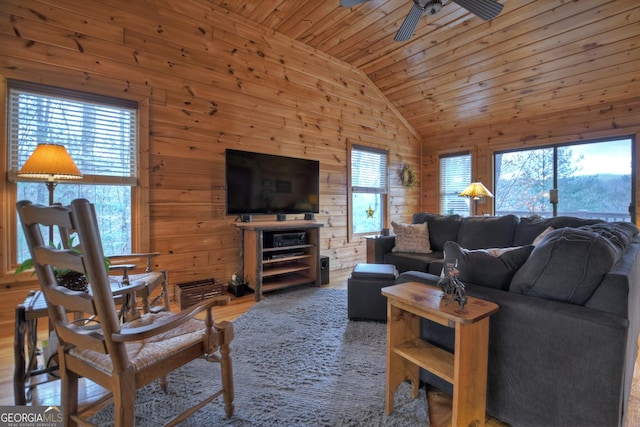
(351, 146, 388, 193)
(440, 152, 471, 214)
(7, 82, 138, 184)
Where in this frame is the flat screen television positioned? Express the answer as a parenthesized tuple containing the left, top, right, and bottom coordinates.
(225, 149, 320, 216)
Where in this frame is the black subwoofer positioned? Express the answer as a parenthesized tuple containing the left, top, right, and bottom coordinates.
(320, 256, 330, 285)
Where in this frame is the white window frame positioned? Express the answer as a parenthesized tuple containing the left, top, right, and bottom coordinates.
(1, 79, 150, 277)
(440, 152, 472, 216)
(348, 143, 389, 240)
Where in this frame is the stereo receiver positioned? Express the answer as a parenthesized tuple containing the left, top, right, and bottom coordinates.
(268, 231, 307, 247)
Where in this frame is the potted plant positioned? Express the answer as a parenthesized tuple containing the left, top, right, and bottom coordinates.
(15, 236, 110, 293)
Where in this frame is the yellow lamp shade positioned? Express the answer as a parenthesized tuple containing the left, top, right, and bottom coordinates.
(459, 182, 493, 200)
(17, 144, 83, 181)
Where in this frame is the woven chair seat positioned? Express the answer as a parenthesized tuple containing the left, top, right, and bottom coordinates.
(69, 312, 206, 374)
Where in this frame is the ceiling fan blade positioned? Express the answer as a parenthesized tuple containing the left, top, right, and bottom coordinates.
(394, 3, 424, 42)
(452, 0, 503, 21)
(340, 0, 370, 7)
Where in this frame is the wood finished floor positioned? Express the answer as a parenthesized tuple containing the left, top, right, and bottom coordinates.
(1, 277, 638, 427)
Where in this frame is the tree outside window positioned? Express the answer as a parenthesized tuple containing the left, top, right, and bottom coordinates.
(494, 138, 633, 221)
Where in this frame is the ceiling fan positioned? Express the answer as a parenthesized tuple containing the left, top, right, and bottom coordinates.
(340, 0, 503, 42)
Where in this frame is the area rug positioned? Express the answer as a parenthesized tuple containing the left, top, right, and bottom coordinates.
(91, 287, 429, 426)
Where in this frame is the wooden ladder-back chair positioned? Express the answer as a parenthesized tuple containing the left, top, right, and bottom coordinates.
(108, 252, 171, 318)
(57, 221, 171, 323)
(17, 199, 234, 426)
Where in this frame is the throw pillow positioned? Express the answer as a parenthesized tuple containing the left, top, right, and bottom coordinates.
(391, 221, 432, 254)
(510, 228, 619, 305)
(532, 226, 554, 246)
(442, 241, 534, 290)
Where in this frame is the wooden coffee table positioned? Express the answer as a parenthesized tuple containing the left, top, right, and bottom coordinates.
(382, 281, 499, 427)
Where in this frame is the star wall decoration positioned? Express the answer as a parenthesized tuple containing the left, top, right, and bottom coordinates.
(366, 205, 375, 218)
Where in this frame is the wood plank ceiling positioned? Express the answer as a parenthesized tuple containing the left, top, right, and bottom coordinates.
(207, 0, 640, 139)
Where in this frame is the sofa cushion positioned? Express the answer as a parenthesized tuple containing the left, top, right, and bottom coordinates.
(510, 227, 619, 304)
(442, 241, 534, 290)
(456, 214, 519, 250)
(412, 213, 461, 252)
(391, 221, 432, 254)
(513, 216, 602, 246)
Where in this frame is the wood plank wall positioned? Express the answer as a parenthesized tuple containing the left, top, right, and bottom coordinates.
(421, 98, 640, 219)
(0, 0, 421, 330)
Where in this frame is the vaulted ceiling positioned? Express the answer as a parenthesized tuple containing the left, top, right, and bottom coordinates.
(208, 0, 640, 139)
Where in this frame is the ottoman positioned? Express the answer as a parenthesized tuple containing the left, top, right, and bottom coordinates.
(348, 263, 398, 321)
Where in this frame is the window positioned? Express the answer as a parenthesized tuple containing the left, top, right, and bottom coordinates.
(349, 145, 388, 236)
(440, 152, 471, 215)
(494, 138, 634, 221)
(6, 81, 141, 265)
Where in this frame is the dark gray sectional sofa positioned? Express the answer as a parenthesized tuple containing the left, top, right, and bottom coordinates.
(370, 213, 640, 427)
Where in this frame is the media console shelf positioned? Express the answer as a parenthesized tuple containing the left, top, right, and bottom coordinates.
(234, 221, 323, 301)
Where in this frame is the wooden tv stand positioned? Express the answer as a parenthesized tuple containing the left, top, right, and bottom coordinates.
(235, 221, 323, 301)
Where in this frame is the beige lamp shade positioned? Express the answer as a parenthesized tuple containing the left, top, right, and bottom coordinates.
(459, 182, 494, 200)
(17, 143, 83, 181)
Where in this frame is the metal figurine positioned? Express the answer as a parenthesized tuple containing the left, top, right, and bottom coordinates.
(437, 259, 467, 309)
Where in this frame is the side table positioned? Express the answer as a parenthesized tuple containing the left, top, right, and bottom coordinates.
(365, 235, 384, 263)
(14, 290, 50, 405)
(382, 281, 499, 427)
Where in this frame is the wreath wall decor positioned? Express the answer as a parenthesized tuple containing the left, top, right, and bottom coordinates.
(400, 165, 417, 188)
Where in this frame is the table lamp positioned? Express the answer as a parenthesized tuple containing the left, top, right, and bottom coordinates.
(459, 181, 493, 215)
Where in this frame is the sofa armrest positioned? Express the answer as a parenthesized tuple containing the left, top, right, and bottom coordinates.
(367, 236, 396, 264)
